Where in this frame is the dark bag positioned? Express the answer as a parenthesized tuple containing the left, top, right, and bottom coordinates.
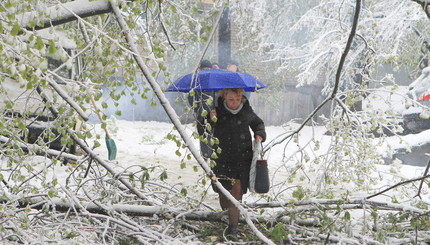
(254, 159, 270, 193)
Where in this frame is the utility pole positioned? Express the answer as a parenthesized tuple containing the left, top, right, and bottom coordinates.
(218, 7, 231, 69)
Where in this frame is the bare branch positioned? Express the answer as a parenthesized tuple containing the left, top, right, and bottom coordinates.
(416, 158, 430, 198)
(366, 173, 430, 200)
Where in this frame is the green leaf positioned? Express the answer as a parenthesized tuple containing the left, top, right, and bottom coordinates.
(48, 189, 56, 198)
(160, 170, 168, 181)
(292, 186, 305, 200)
(35, 36, 44, 50)
(271, 223, 288, 242)
(17, 120, 25, 130)
(11, 23, 20, 36)
(58, 106, 66, 115)
(343, 211, 351, 220)
(170, 5, 177, 13)
(65, 232, 78, 239)
(143, 172, 150, 181)
(48, 40, 57, 55)
(5, 0, 14, 8)
(26, 81, 33, 90)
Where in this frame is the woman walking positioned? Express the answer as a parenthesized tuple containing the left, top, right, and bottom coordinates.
(208, 88, 266, 238)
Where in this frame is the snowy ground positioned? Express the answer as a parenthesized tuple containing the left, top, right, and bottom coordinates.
(90, 118, 430, 209)
(2, 116, 429, 244)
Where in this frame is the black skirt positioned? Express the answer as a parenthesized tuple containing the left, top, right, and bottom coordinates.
(211, 159, 251, 194)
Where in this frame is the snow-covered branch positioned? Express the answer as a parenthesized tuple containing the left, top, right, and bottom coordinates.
(247, 198, 427, 215)
(411, 0, 430, 19)
(19, 0, 113, 30)
(0, 135, 83, 162)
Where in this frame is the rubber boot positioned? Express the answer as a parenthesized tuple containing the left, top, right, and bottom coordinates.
(225, 224, 238, 240)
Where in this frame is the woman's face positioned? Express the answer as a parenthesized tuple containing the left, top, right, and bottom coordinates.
(224, 91, 242, 110)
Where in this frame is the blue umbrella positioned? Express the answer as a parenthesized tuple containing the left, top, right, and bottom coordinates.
(166, 68, 266, 92)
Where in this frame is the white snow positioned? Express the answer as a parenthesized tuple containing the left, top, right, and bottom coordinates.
(1, 115, 429, 244)
(91, 118, 430, 205)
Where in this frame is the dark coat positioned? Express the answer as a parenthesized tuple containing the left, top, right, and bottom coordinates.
(210, 96, 266, 179)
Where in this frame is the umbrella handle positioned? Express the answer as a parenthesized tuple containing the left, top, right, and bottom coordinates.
(89, 95, 111, 139)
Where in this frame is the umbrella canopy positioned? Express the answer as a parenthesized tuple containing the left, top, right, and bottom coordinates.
(166, 68, 266, 92)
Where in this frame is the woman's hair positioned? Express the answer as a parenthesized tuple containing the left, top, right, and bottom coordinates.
(219, 88, 246, 102)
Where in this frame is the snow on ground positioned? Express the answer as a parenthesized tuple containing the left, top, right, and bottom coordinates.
(3, 116, 429, 245)
(92, 119, 221, 206)
(90, 118, 430, 209)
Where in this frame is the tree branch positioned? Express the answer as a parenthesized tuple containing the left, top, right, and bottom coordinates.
(246, 198, 426, 215)
(332, 0, 361, 97)
(411, 0, 430, 19)
(264, 0, 362, 152)
(19, 0, 114, 30)
(44, 75, 89, 121)
(0, 194, 316, 226)
(35, 84, 162, 206)
(0, 135, 83, 162)
(366, 173, 430, 200)
(416, 157, 430, 198)
(158, 0, 176, 51)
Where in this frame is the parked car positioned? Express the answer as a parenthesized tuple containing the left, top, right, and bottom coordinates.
(392, 141, 430, 166)
(402, 66, 430, 134)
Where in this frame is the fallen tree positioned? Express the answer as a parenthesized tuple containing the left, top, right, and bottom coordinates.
(2, 0, 430, 244)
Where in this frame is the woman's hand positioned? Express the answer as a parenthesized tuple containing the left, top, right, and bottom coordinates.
(255, 135, 263, 142)
(210, 109, 217, 120)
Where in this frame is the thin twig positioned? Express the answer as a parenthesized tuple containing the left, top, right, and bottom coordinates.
(367, 173, 430, 200)
(416, 157, 430, 198)
(158, 0, 176, 51)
